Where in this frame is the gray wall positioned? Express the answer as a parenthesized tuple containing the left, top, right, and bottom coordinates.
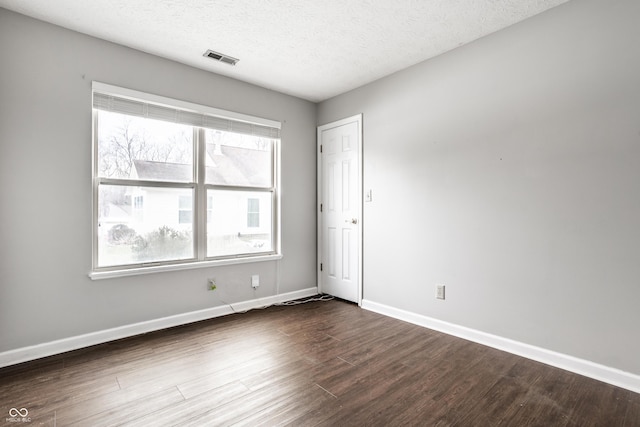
(0, 9, 317, 352)
(318, 0, 640, 375)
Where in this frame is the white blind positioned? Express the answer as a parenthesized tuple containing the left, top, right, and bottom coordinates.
(93, 92, 280, 139)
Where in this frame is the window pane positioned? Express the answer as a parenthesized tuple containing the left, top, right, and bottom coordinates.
(205, 129, 273, 188)
(98, 185, 194, 267)
(97, 110, 194, 182)
(207, 190, 272, 257)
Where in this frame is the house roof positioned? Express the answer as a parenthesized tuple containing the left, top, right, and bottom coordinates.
(132, 161, 193, 182)
(132, 144, 272, 187)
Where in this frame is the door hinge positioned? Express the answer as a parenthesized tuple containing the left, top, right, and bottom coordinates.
(320, 145, 323, 153)
(320, 203, 323, 212)
(320, 263, 323, 271)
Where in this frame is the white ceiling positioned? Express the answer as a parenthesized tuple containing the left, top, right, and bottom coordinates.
(0, 0, 570, 102)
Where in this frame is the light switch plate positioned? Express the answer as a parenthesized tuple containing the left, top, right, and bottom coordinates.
(365, 189, 373, 202)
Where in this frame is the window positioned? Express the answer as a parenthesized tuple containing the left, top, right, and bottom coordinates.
(133, 196, 144, 209)
(247, 198, 260, 228)
(206, 195, 213, 223)
(178, 195, 192, 224)
(133, 195, 144, 221)
(92, 82, 280, 274)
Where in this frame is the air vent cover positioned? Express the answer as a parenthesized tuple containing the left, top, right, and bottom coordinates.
(203, 49, 239, 66)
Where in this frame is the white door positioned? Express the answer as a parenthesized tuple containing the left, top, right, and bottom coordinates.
(318, 115, 362, 303)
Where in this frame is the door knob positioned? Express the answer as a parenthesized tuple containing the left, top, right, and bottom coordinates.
(345, 218, 358, 224)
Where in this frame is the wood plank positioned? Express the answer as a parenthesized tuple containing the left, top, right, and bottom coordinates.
(53, 382, 174, 426)
(66, 386, 184, 427)
(125, 381, 250, 427)
(625, 396, 640, 426)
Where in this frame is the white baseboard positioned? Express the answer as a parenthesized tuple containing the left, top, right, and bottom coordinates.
(0, 287, 318, 369)
(361, 299, 640, 395)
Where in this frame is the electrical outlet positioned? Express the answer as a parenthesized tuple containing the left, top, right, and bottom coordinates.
(208, 278, 217, 291)
(436, 284, 445, 300)
(251, 275, 259, 289)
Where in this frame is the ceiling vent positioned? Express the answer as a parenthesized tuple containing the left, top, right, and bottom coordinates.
(203, 49, 239, 66)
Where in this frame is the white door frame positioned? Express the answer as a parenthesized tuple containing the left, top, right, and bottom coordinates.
(317, 114, 363, 305)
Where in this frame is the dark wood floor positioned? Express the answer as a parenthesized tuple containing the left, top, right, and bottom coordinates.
(1, 298, 639, 426)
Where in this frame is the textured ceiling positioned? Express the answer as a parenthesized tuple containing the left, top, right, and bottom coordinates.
(0, 0, 570, 102)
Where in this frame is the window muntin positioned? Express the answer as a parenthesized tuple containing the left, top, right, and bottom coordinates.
(92, 83, 280, 272)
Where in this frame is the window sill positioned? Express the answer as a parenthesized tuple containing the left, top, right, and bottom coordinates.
(89, 253, 283, 280)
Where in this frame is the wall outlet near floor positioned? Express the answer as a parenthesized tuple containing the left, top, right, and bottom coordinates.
(208, 278, 217, 291)
(436, 284, 445, 300)
(251, 275, 259, 289)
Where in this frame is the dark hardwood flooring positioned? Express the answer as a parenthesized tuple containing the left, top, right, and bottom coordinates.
(1, 298, 639, 426)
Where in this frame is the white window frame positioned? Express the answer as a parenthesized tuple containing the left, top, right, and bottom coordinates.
(90, 82, 282, 280)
